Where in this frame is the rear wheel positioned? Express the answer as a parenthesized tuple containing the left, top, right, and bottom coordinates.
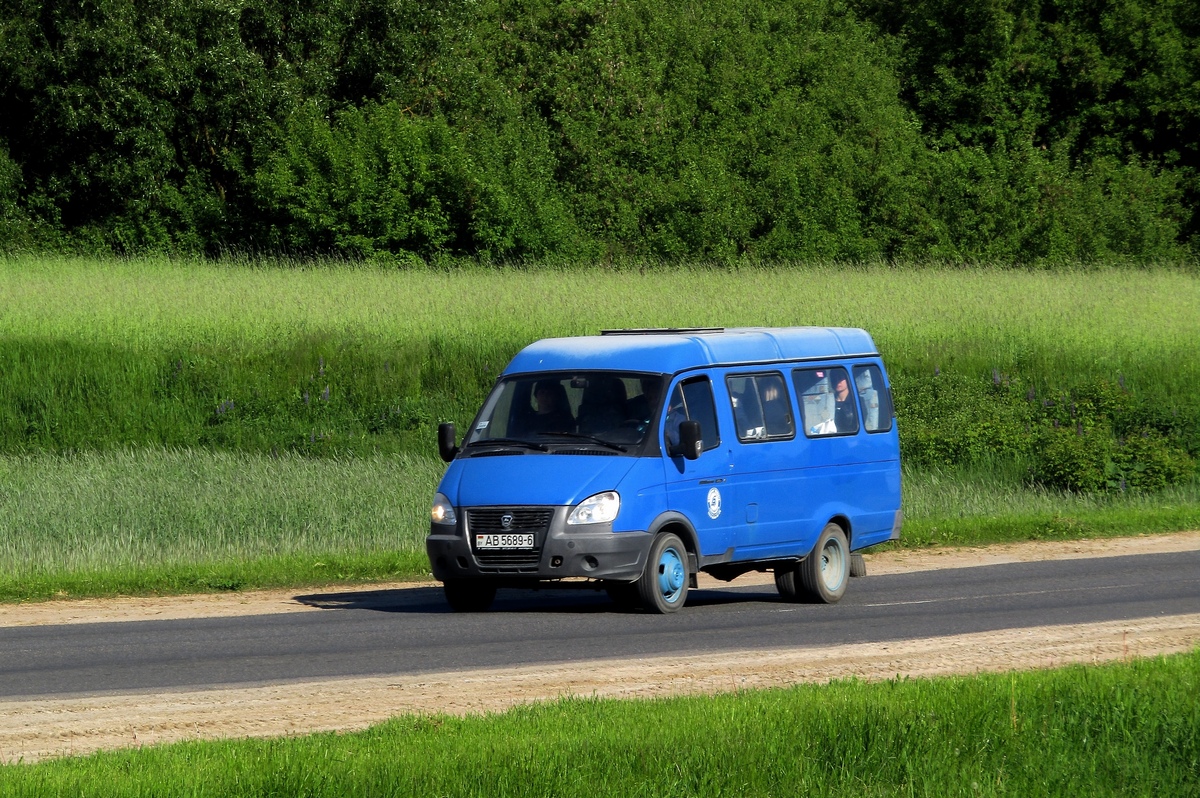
(443, 579, 497, 612)
(637, 532, 689, 613)
(775, 523, 849, 604)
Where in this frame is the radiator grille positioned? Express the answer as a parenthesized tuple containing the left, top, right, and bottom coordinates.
(467, 509, 553, 533)
(466, 508, 552, 568)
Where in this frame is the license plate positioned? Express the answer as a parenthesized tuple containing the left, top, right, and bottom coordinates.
(475, 533, 535, 550)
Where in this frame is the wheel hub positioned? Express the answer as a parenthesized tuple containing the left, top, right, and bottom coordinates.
(658, 548, 685, 600)
(820, 540, 845, 590)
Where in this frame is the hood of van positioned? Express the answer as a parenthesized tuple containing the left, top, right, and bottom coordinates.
(441, 454, 640, 508)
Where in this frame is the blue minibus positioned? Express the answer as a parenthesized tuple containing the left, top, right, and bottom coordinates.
(427, 327, 901, 612)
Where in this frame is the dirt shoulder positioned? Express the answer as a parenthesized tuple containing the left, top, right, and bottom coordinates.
(2, 531, 1198, 765)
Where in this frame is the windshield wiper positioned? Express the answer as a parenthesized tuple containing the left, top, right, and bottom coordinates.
(465, 437, 549, 452)
(539, 431, 628, 452)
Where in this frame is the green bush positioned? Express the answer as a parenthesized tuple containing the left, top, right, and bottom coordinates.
(850, 0, 1200, 252)
(892, 371, 1035, 468)
(913, 143, 1187, 263)
(1029, 425, 1195, 494)
(251, 101, 584, 260)
(1029, 424, 1115, 493)
(896, 371, 1197, 494)
(0, 0, 1194, 260)
(1109, 430, 1196, 492)
(0, 142, 33, 252)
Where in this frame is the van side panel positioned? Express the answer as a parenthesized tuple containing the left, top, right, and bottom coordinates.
(727, 442, 813, 558)
(726, 359, 900, 560)
(841, 423, 901, 550)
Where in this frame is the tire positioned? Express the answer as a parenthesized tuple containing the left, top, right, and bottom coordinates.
(443, 579, 497, 612)
(776, 523, 849, 604)
(604, 581, 641, 610)
(850, 553, 867, 578)
(774, 565, 800, 601)
(637, 532, 690, 613)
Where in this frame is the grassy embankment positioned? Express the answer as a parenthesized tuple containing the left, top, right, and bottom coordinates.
(2, 451, 1198, 602)
(1, 257, 1198, 600)
(3, 651, 1198, 793)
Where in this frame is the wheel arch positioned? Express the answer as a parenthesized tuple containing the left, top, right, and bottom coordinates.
(827, 514, 853, 549)
(647, 511, 700, 580)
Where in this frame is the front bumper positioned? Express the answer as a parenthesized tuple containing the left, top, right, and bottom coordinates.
(426, 505, 652, 582)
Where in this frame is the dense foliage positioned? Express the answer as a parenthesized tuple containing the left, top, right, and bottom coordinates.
(3, 336, 1194, 493)
(896, 372, 1197, 493)
(0, 0, 1196, 261)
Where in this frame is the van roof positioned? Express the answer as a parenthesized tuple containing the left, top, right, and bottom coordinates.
(503, 327, 879, 376)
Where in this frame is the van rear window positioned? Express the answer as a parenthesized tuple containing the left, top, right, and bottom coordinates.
(852, 364, 893, 432)
(793, 367, 859, 437)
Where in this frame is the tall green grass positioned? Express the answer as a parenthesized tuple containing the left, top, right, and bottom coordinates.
(0, 450, 439, 600)
(2, 257, 1198, 454)
(6, 258, 1197, 370)
(1, 449, 1195, 601)
(901, 464, 1200, 546)
(4, 651, 1198, 795)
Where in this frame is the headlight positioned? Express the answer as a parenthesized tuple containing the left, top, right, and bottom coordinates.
(567, 491, 620, 525)
(430, 493, 457, 526)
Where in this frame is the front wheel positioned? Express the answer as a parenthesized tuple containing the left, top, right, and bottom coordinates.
(443, 579, 497, 612)
(775, 522, 849, 604)
(637, 532, 690, 613)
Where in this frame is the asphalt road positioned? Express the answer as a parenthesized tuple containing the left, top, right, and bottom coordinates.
(3, 550, 1198, 700)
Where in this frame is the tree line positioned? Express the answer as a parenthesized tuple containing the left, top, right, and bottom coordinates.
(0, 0, 1195, 262)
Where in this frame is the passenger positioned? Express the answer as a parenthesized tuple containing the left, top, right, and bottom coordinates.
(833, 372, 858, 433)
(732, 385, 764, 439)
(856, 369, 880, 431)
(529, 380, 574, 434)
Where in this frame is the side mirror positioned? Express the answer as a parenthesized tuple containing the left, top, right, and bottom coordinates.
(437, 422, 458, 463)
(675, 420, 703, 460)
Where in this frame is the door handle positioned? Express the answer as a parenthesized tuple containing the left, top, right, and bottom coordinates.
(698, 478, 726, 485)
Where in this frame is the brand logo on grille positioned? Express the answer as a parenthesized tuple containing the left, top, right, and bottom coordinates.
(500, 513, 515, 530)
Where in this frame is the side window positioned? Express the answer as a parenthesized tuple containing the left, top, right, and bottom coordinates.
(665, 377, 720, 452)
(727, 373, 795, 442)
(853, 364, 893, 433)
(793, 366, 859, 437)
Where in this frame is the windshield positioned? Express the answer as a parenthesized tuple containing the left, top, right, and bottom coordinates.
(464, 372, 665, 453)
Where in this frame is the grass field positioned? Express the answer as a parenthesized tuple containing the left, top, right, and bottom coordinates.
(1, 257, 1198, 599)
(3, 650, 1197, 794)
(0, 449, 439, 600)
(2, 450, 1198, 601)
(3, 257, 1198, 453)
